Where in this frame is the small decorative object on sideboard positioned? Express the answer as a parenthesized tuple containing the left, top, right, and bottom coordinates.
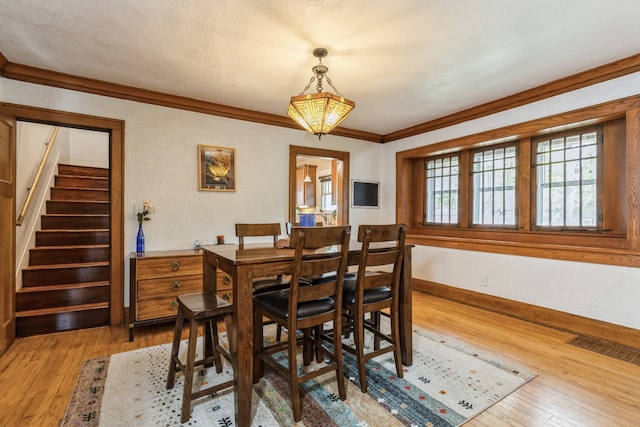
(136, 199, 154, 253)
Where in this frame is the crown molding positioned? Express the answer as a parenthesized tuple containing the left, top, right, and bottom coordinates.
(383, 52, 640, 142)
(0, 59, 383, 143)
(2, 51, 640, 144)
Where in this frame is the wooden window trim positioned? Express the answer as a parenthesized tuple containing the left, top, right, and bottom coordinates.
(396, 95, 640, 268)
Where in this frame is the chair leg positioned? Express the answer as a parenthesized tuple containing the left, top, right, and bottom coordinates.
(390, 309, 404, 379)
(332, 319, 346, 401)
(180, 318, 199, 424)
(314, 325, 324, 363)
(288, 329, 302, 422)
(224, 313, 236, 366)
(371, 311, 382, 350)
(253, 310, 265, 384)
(210, 319, 224, 373)
(354, 311, 368, 393)
(302, 328, 314, 366)
(166, 309, 184, 389)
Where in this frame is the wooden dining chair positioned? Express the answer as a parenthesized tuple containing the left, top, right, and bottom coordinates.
(235, 223, 290, 293)
(341, 223, 407, 393)
(236, 222, 289, 340)
(252, 225, 351, 422)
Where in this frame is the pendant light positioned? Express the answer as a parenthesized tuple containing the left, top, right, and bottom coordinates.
(288, 48, 355, 139)
(303, 161, 312, 183)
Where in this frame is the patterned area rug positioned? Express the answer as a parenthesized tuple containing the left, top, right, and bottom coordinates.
(62, 325, 536, 426)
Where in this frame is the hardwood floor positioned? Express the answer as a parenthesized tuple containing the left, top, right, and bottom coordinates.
(0, 292, 638, 426)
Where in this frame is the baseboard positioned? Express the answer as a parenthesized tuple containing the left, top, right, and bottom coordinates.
(414, 279, 640, 348)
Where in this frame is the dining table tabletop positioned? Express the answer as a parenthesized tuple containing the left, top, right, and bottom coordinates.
(200, 239, 413, 427)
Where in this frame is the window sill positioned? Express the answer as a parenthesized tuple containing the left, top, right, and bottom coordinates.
(407, 232, 640, 268)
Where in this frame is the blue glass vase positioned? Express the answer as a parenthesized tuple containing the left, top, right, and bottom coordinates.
(136, 223, 145, 253)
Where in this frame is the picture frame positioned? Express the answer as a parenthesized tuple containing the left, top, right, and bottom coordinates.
(198, 145, 236, 191)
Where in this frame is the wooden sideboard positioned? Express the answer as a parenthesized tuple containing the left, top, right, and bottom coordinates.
(128, 250, 203, 340)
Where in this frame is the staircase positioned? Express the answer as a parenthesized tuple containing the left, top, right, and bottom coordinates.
(16, 164, 111, 337)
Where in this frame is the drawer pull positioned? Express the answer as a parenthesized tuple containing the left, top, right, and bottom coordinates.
(171, 281, 182, 291)
(171, 261, 181, 271)
(222, 293, 232, 301)
(223, 275, 232, 285)
(170, 300, 179, 311)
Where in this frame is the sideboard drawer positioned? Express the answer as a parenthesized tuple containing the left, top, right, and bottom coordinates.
(137, 275, 202, 299)
(136, 296, 180, 321)
(217, 271, 233, 303)
(135, 256, 203, 279)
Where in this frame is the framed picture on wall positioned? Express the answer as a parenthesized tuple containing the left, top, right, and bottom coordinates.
(198, 145, 236, 191)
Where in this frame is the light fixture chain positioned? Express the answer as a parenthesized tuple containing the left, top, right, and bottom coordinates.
(316, 73, 324, 93)
(298, 76, 316, 96)
(325, 74, 343, 96)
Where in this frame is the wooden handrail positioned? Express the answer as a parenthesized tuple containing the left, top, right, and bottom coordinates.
(16, 126, 59, 226)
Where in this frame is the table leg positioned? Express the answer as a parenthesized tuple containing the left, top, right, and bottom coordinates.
(233, 264, 254, 427)
(399, 247, 413, 366)
(203, 256, 217, 368)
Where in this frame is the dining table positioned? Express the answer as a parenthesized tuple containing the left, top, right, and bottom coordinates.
(200, 239, 413, 427)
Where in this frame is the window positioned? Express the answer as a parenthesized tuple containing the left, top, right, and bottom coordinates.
(472, 145, 517, 226)
(320, 176, 335, 212)
(397, 97, 634, 267)
(533, 128, 600, 229)
(425, 155, 459, 224)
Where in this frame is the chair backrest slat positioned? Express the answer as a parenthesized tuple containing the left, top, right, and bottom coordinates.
(235, 223, 281, 249)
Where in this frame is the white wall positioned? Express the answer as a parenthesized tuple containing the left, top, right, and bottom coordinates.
(382, 72, 640, 330)
(69, 128, 109, 168)
(3, 73, 640, 329)
(15, 123, 70, 285)
(1, 77, 385, 306)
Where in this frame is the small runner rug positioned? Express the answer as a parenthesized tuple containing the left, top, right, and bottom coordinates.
(61, 325, 536, 426)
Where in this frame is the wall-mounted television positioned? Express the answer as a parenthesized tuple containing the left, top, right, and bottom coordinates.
(351, 179, 380, 208)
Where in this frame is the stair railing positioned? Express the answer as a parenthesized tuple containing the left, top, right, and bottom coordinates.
(16, 126, 60, 226)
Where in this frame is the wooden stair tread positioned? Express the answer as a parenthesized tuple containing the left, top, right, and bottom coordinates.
(48, 200, 109, 204)
(57, 174, 109, 179)
(30, 244, 109, 251)
(43, 213, 109, 217)
(53, 186, 108, 191)
(23, 261, 109, 270)
(37, 229, 109, 233)
(16, 302, 109, 317)
(17, 281, 110, 293)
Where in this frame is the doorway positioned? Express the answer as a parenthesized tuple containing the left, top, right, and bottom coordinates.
(0, 103, 125, 328)
(289, 145, 349, 226)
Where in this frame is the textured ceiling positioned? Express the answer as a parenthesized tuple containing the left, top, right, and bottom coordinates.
(2, 0, 640, 136)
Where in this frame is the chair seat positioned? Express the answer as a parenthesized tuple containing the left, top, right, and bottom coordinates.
(303, 271, 356, 285)
(253, 277, 291, 294)
(343, 278, 391, 306)
(254, 288, 335, 319)
(177, 292, 233, 318)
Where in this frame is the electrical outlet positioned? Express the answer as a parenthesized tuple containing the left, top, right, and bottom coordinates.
(480, 275, 489, 287)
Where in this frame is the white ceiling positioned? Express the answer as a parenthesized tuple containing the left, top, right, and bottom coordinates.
(2, 0, 640, 136)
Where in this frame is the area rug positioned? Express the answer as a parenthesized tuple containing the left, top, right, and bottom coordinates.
(61, 325, 536, 426)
